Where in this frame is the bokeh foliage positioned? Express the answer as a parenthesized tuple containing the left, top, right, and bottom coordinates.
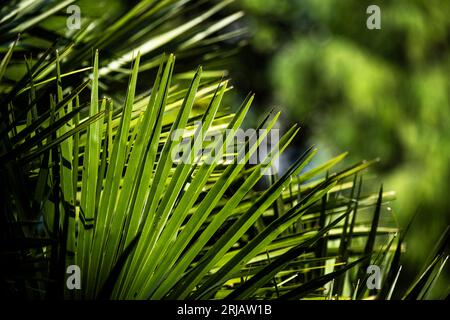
(232, 0, 450, 295)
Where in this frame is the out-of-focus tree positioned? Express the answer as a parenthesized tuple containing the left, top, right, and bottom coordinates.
(231, 0, 450, 297)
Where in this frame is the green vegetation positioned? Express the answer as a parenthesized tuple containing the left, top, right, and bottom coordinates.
(234, 0, 450, 297)
(0, 0, 447, 300)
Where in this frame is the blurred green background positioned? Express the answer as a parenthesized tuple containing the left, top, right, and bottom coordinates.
(227, 0, 450, 295)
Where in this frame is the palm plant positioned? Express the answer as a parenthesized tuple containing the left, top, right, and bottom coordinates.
(0, 0, 447, 300)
